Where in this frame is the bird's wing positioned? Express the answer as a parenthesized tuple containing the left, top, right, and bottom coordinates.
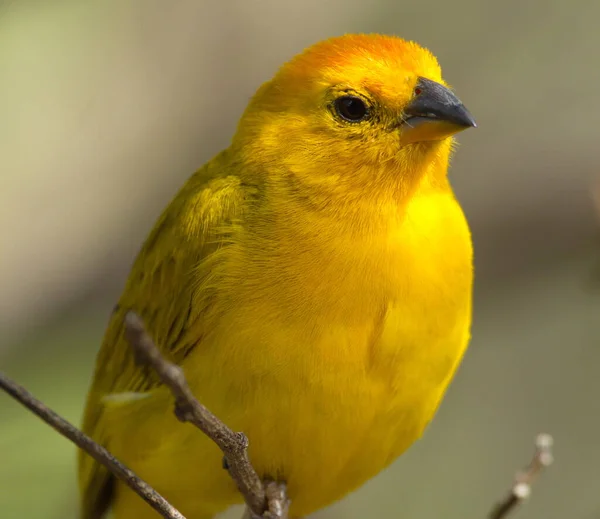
(78, 163, 254, 519)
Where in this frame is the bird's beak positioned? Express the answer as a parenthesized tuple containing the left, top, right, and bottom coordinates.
(399, 77, 476, 145)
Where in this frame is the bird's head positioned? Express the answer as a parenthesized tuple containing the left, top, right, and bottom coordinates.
(234, 34, 475, 204)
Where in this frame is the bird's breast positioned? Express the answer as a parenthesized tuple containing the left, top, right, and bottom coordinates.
(183, 190, 473, 515)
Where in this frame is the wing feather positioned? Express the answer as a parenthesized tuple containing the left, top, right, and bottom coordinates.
(78, 158, 253, 519)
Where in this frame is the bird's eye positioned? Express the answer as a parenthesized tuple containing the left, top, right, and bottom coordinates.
(334, 96, 369, 122)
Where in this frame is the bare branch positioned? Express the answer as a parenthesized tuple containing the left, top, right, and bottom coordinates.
(240, 482, 291, 519)
(123, 311, 288, 519)
(5, 310, 555, 519)
(0, 370, 185, 519)
(489, 433, 554, 519)
(264, 481, 291, 519)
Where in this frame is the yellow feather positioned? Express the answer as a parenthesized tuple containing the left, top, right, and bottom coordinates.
(79, 33, 474, 519)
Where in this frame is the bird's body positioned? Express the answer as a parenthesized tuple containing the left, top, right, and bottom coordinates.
(79, 34, 475, 519)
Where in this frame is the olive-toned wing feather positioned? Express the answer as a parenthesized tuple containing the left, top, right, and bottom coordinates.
(78, 158, 253, 519)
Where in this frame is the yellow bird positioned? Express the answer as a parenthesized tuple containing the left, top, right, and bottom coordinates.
(79, 33, 476, 519)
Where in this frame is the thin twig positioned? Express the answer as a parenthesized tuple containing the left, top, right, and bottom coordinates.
(0, 371, 185, 519)
(264, 481, 291, 519)
(124, 311, 288, 519)
(489, 433, 554, 519)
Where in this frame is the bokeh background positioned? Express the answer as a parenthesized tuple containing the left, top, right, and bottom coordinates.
(1, 0, 599, 518)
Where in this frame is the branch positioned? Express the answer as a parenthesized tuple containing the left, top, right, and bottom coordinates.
(0, 311, 289, 519)
(123, 311, 289, 519)
(2, 311, 554, 519)
(0, 371, 185, 519)
(489, 433, 554, 519)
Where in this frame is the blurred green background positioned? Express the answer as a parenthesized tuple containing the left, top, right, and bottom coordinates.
(1, 0, 599, 518)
